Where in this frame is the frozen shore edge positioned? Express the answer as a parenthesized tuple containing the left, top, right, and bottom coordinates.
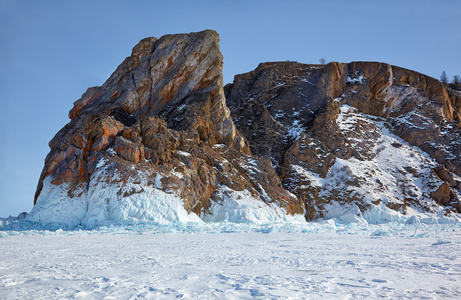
(1, 212, 461, 238)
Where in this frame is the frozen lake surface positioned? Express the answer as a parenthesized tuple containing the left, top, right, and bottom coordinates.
(1, 222, 461, 299)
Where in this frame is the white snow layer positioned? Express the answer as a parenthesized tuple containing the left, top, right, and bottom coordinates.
(27, 161, 304, 228)
(201, 185, 306, 224)
(28, 165, 203, 228)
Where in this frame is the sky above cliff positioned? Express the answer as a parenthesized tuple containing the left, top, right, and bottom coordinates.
(1, 0, 460, 216)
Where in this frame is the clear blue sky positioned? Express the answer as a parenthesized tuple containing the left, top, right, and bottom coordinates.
(1, 0, 460, 217)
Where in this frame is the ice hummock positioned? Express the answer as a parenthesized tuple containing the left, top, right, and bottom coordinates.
(201, 185, 306, 224)
(25, 157, 308, 230)
(27, 168, 203, 229)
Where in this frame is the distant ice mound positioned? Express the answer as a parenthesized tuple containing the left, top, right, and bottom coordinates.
(29, 30, 461, 228)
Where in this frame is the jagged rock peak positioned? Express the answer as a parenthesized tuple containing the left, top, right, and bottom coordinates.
(67, 30, 240, 146)
(30, 30, 300, 227)
(38, 29, 250, 197)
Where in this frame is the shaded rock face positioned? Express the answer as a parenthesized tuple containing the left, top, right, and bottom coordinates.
(225, 61, 461, 219)
(31, 30, 460, 226)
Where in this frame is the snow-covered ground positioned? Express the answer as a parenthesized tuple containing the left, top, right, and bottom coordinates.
(1, 221, 461, 299)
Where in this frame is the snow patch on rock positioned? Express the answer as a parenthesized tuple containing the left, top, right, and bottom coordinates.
(202, 185, 306, 224)
(287, 105, 461, 225)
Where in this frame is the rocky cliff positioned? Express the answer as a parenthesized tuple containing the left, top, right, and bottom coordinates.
(225, 61, 461, 222)
(28, 30, 461, 227)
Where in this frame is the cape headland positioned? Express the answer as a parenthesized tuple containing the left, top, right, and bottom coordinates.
(28, 30, 461, 227)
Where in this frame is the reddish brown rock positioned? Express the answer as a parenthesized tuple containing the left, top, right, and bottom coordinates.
(113, 136, 144, 163)
(69, 87, 100, 120)
(431, 182, 452, 205)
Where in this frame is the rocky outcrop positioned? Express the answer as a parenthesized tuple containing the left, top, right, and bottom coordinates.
(30, 30, 460, 227)
(225, 61, 461, 220)
(30, 30, 302, 227)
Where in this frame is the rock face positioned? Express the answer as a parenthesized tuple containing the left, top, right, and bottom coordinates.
(29, 30, 461, 227)
(29, 30, 303, 227)
(225, 61, 461, 221)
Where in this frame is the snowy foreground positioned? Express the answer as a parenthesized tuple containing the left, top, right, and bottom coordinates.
(1, 221, 461, 299)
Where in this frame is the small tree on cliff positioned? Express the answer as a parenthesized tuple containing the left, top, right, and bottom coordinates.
(453, 75, 460, 84)
(319, 58, 326, 65)
(440, 71, 448, 84)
